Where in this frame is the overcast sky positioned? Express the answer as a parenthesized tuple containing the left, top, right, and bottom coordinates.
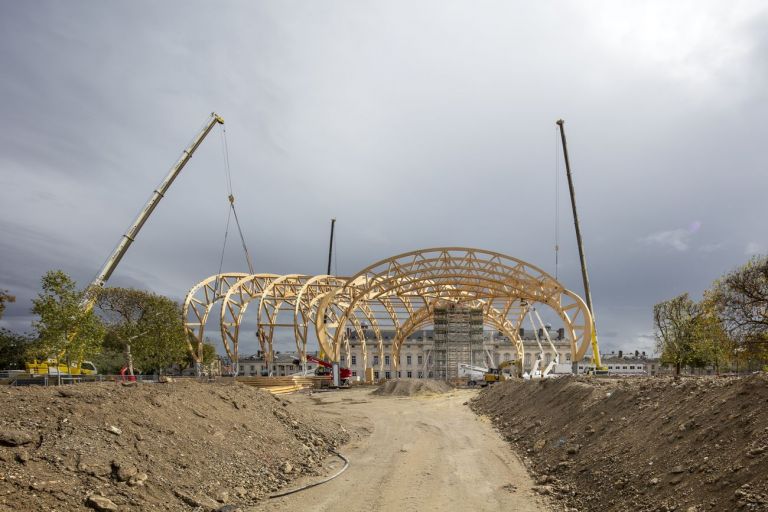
(1, 1, 766, 357)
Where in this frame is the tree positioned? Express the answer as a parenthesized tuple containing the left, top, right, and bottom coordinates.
(689, 297, 734, 374)
(654, 293, 698, 376)
(31, 271, 104, 368)
(0, 329, 33, 369)
(708, 255, 768, 370)
(95, 287, 188, 374)
(0, 290, 15, 320)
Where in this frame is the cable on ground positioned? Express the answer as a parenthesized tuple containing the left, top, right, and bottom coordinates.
(268, 450, 350, 499)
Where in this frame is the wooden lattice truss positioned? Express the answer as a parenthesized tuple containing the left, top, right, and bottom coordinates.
(182, 248, 594, 375)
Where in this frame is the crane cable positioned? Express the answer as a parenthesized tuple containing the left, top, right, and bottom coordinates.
(554, 125, 560, 281)
(216, 126, 255, 280)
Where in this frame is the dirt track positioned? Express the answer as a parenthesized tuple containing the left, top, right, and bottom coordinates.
(252, 387, 550, 512)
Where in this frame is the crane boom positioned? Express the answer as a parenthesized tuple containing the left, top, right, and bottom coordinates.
(84, 112, 224, 304)
(556, 119, 603, 370)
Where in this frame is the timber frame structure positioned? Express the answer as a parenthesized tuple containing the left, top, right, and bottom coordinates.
(182, 248, 595, 376)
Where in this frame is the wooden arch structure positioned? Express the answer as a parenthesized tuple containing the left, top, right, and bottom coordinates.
(182, 247, 594, 376)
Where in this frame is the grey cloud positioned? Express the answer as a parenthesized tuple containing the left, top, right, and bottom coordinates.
(1, 1, 767, 358)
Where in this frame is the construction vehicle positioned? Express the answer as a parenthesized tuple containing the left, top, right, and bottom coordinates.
(298, 354, 353, 387)
(25, 113, 225, 377)
(26, 360, 98, 377)
(557, 119, 605, 371)
(483, 359, 515, 385)
(458, 363, 489, 386)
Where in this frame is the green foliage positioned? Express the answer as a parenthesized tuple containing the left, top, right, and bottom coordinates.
(201, 342, 217, 364)
(0, 329, 34, 369)
(90, 348, 125, 375)
(707, 255, 768, 368)
(95, 287, 189, 373)
(654, 293, 698, 375)
(0, 290, 14, 320)
(31, 271, 104, 363)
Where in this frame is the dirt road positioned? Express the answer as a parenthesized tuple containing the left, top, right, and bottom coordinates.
(251, 387, 550, 512)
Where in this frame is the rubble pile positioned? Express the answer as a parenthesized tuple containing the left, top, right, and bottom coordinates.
(372, 378, 453, 397)
(0, 380, 349, 511)
(471, 375, 768, 511)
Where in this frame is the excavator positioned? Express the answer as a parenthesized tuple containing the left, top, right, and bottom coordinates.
(26, 113, 225, 377)
(483, 359, 515, 385)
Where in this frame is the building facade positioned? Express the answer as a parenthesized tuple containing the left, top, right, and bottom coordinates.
(344, 326, 573, 381)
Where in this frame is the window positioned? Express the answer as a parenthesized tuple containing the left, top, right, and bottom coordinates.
(385, 355, 390, 366)
(374, 371, 380, 380)
(418, 355, 423, 365)
(352, 371, 357, 377)
(250, 365, 255, 371)
(239, 365, 245, 372)
(623, 366, 628, 370)
(407, 355, 412, 365)
(428, 371, 433, 378)
(629, 366, 635, 370)
(417, 371, 423, 379)
(385, 371, 391, 379)
(374, 356, 379, 365)
(351, 355, 357, 365)
(565, 353, 571, 361)
(407, 371, 412, 378)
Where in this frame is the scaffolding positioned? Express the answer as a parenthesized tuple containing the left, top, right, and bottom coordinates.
(432, 304, 484, 380)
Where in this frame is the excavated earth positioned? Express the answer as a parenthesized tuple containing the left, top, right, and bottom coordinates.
(0, 380, 349, 511)
(471, 374, 768, 512)
(371, 378, 453, 397)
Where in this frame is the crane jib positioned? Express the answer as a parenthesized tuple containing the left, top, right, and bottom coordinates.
(86, 112, 224, 300)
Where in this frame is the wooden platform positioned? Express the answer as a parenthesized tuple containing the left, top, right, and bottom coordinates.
(236, 375, 330, 394)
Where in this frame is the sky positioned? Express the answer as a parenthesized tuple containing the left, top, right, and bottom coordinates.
(1, 1, 767, 357)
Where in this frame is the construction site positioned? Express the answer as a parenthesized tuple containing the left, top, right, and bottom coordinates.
(2, 4, 768, 509)
(0, 109, 765, 512)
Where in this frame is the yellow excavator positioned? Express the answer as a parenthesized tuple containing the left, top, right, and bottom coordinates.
(25, 113, 225, 377)
(483, 359, 515, 385)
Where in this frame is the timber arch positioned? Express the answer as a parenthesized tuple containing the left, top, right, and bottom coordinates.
(182, 247, 594, 376)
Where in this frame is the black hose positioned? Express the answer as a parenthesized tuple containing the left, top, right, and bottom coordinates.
(268, 450, 349, 499)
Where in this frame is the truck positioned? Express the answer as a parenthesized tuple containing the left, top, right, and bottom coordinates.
(458, 363, 489, 386)
(26, 359, 98, 377)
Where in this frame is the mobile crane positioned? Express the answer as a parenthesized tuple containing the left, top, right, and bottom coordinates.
(557, 119, 605, 371)
(297, 354, 353, 387)
(26, 113, 225, 377)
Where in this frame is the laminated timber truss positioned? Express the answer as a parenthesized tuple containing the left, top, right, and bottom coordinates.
(182, 247, 595, 376)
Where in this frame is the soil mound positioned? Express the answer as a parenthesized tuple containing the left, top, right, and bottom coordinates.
(0, 380, 349, 511)
(471, 375, 768, 512)
(372, 379, 452, 397)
